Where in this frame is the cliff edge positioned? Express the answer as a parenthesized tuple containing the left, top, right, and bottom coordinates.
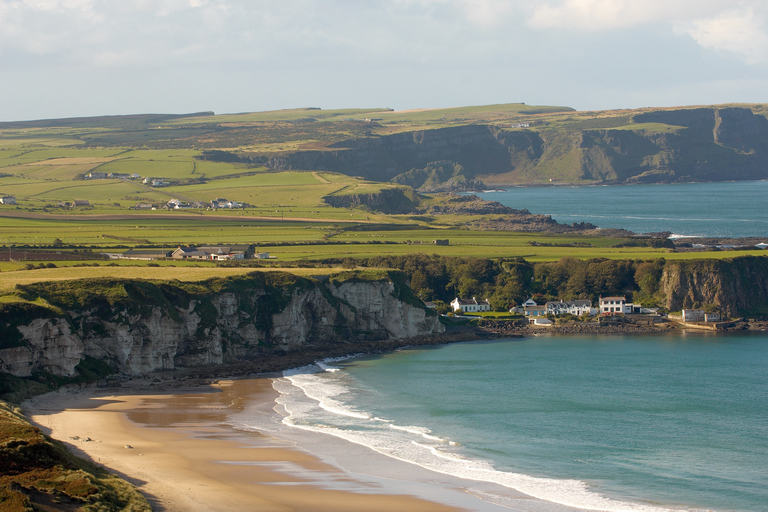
(0, 271, 443, 380)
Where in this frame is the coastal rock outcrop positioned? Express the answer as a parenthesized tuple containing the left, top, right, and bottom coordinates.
(660, 256, 768, 317)
(0, 271, 443, 378)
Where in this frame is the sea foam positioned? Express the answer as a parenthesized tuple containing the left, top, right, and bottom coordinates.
(270, 364, 687, 512)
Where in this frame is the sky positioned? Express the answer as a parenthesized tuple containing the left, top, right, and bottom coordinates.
(1, 0, 767, 121)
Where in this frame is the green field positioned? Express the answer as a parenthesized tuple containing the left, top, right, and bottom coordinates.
(1, 103, 762, 297)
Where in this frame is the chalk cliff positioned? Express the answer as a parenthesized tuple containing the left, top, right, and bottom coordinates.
(0, 271, 443, 378)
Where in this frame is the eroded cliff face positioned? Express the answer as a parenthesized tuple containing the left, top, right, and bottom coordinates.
(660, 257, 768, 317)
(0, 272, 443, 378)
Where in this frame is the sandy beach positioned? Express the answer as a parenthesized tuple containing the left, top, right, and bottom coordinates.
(22, 377, 483, 512)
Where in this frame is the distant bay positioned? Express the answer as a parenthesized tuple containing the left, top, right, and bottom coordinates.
(476, 180, 768, 238)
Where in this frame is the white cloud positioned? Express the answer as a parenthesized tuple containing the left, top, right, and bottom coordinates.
(677, 9, 768, 64)
(525, 0, 768, 63)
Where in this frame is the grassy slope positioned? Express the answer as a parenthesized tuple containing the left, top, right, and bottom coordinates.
(0, 401, 150, 511)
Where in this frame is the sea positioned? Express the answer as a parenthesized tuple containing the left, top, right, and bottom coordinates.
(229, 181, 768, 511)
(233, 333, 768, 511)
(475, 181, 768, 239)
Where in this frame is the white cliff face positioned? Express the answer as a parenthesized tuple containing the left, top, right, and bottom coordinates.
(4, 319, 83, 377)
(1, 275, 443, 378)
(330, 280, 444, 339)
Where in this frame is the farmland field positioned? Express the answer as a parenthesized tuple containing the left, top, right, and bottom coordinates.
(1, 103, 762, 298)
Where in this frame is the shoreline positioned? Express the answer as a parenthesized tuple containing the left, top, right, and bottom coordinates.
(23, 378, 471, 512)
(17, 329, 762, 511)
(22, 372, 585, 512)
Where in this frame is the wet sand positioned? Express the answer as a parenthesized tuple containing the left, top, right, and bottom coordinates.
(24, 378, 463, 512)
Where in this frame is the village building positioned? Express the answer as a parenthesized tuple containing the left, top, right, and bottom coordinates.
(451, 297, 491, 313)
(132, 203, 154, 210)
(85, 172, 107, 179)
(0, 196, 16, 205)
(523, 305, 547, 317)
(705, 312, 721, 322)
(198, 245, 253, 260)
(546, 300, 594, 316)
(72, 200, 90, 208)
(108, 172, 130, 179)
(433, 239, 449, 246)
(151, 179, 169, 187)
(600, 296, 626, 315)
(211, 198, 239, 209)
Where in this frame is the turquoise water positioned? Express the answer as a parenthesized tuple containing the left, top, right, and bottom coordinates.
(476, 181, 768, 238)
(267, 334, 768, 511)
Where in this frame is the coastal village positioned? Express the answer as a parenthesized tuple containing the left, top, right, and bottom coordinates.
(450, 295, 723, 329)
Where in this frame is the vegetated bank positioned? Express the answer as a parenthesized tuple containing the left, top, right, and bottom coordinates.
(0, 401, 150, 511)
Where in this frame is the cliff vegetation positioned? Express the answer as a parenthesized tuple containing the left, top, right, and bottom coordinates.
(0, 401, 149, 511)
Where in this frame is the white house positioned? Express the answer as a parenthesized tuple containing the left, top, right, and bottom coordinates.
(546, 300, 594, 316)
(522, 298, 538, 307)
(600, 296, 626, 315)
(451, 297, 491, 313)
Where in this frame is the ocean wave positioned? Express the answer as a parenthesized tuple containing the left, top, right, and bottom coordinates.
(270, 366, 683, 512)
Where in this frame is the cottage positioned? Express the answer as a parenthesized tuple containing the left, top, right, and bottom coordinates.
(600, 296, 626, 315)
(151, 179, 169, 187)
(433, 239, 449, 246)
(108, 173, 130, 179)
(72, 200, 89, 208)
(0, 196, 16, 205)
(523, 305, 547, 317)
(546, 300, 593, 316)
(451, 297, 491, 313)
(132, 203, 154, 210)
(705, 312, 721, 322)
(85, 172, 107, 179)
